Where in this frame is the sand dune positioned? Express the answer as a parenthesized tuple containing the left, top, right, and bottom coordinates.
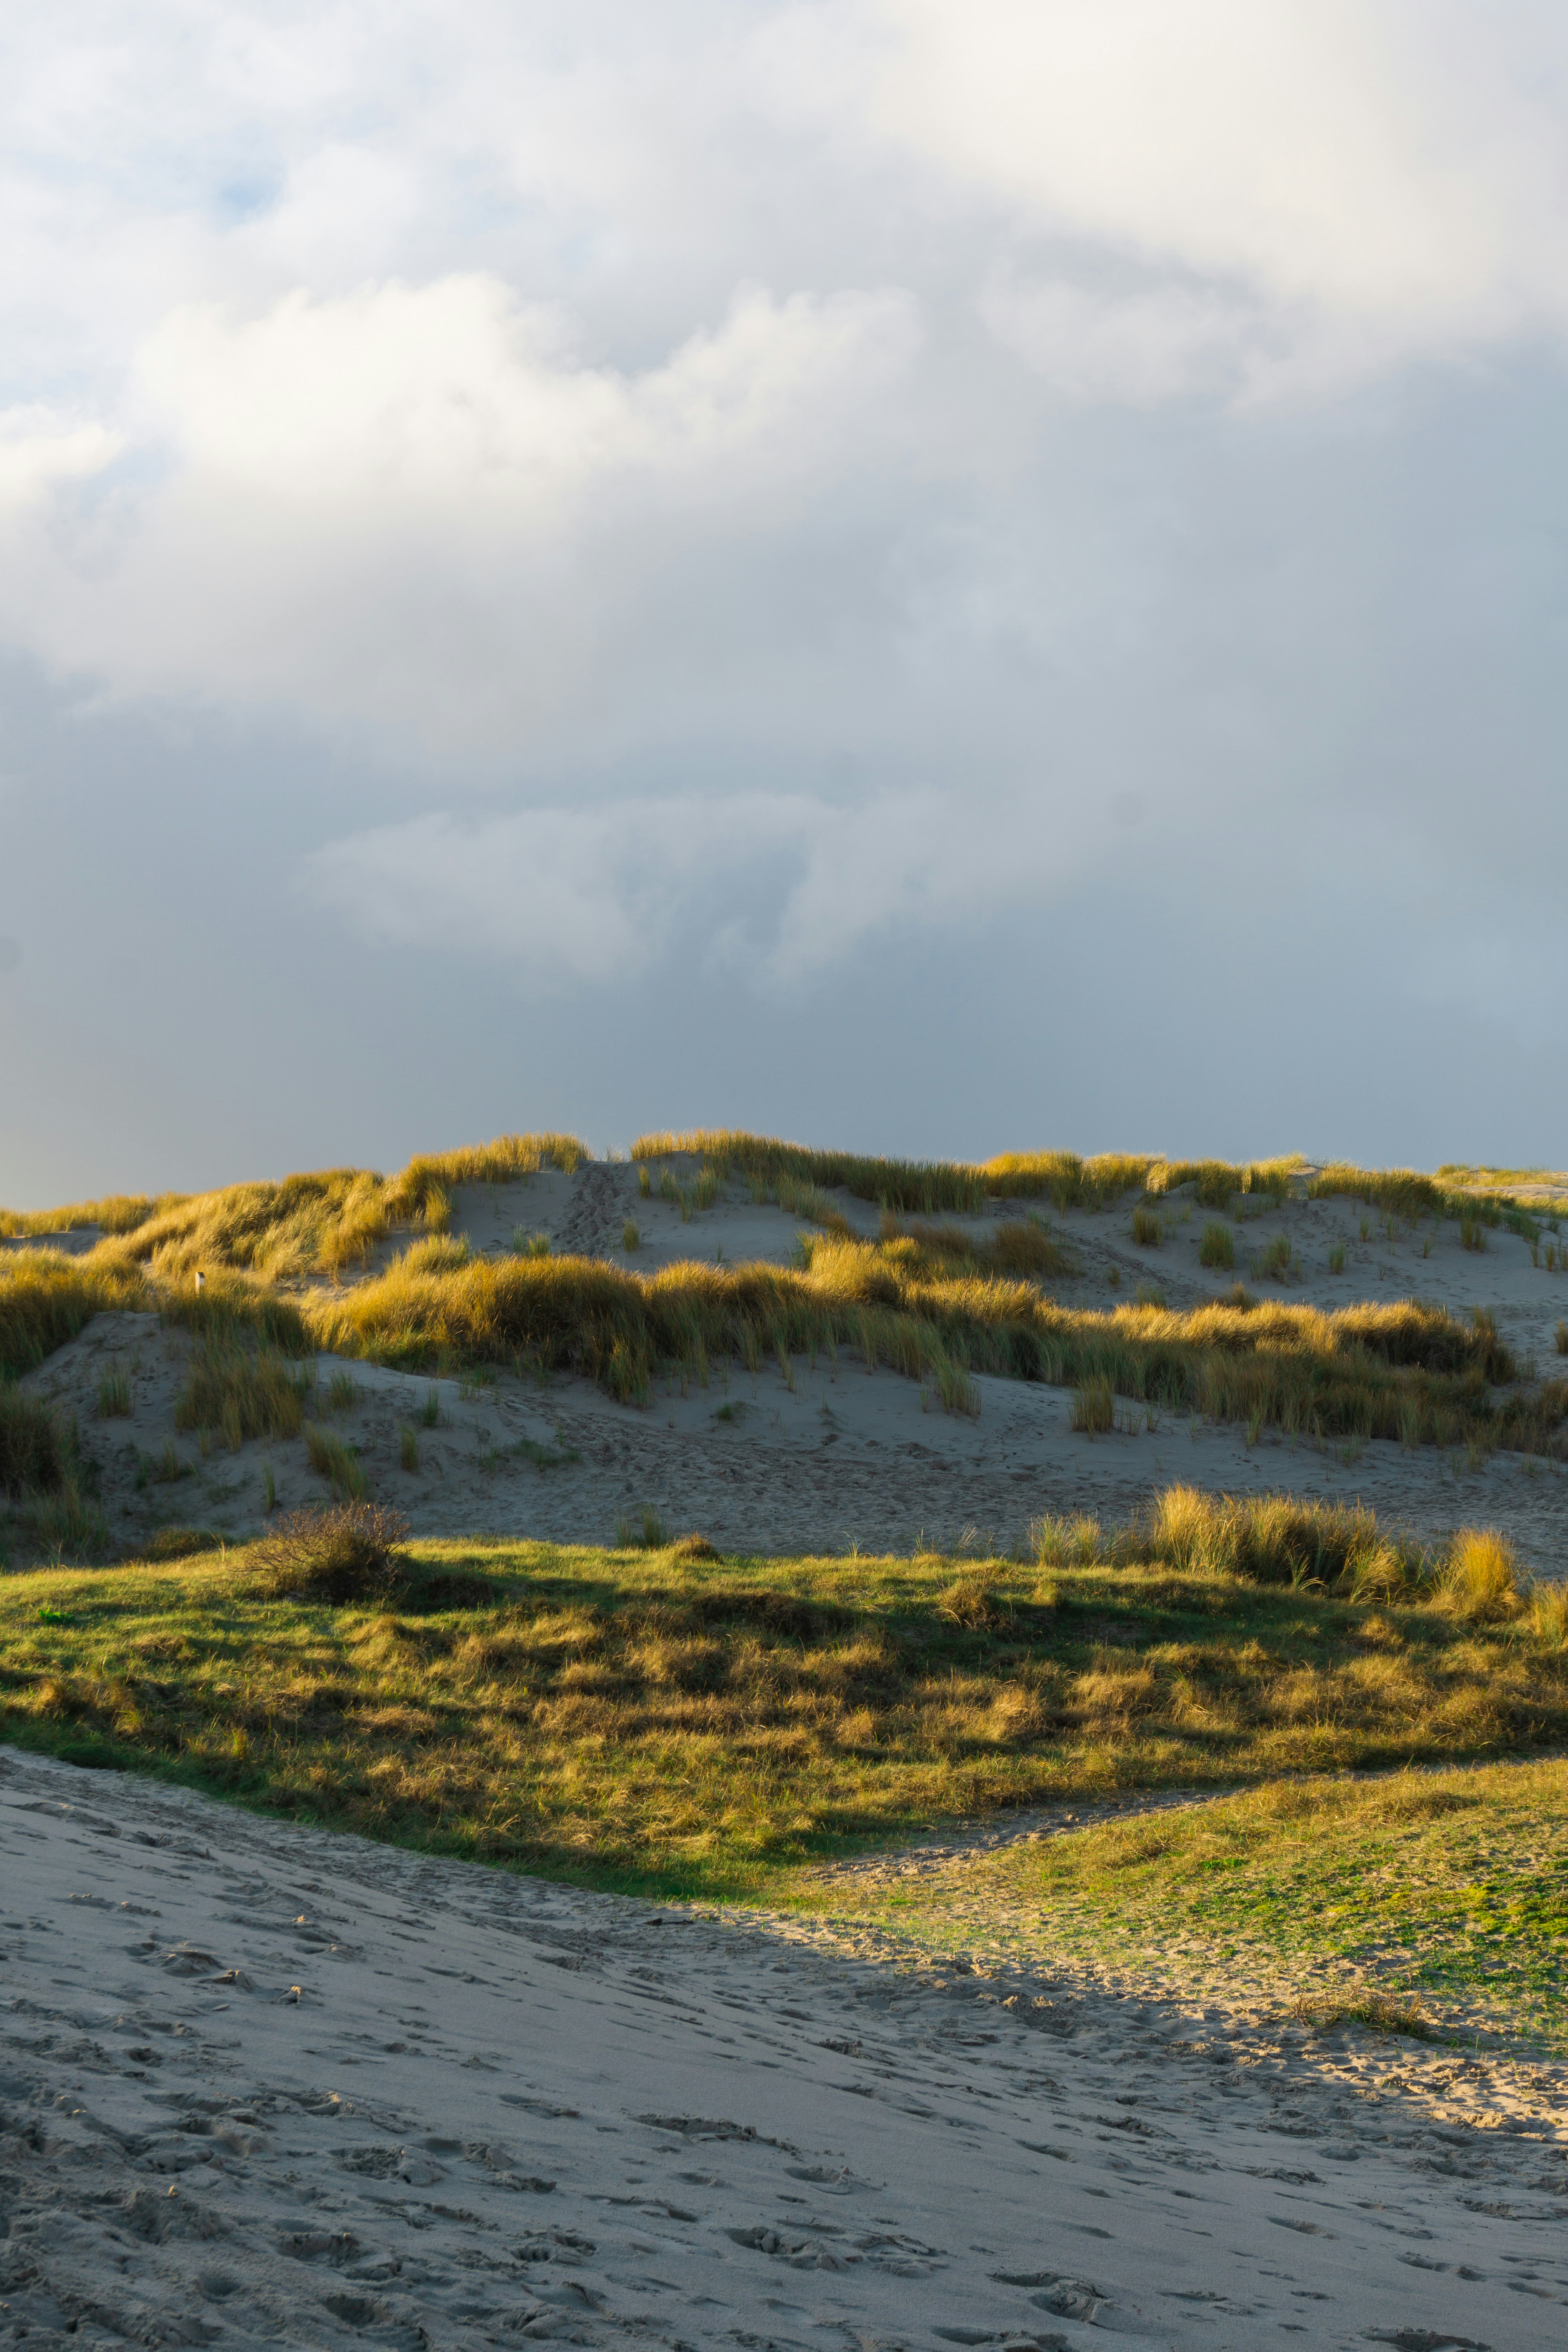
(3, 1744, 1566, 2349)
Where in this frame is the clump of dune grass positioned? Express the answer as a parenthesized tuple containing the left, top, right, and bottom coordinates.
(1556, 1321, 1568, 1356)
(248, 1501, 409, 1604)
(1438, 1528, 1519, 1622)
(1291, 1990, 1439, 2040)
(1198, 1221, 1234, 1270)
(617, 1506, 670, 1550)
(96, 1368, 132, 1418)
(1029, 1513, 1102, 1567)
(174, 1344, 311, 1450)
(399, 1422, 419, 1472)
(1525, 1580, 1568, 1648)
(1070, 1377, 1115, 1433)
(1145, 1485, 1425, 1595)
(622, 1221, 640, 1252)
(304, 1423, 368, 1501)
(1131, 1204, 1162, 1247)
(0, 1385, 69, 1494)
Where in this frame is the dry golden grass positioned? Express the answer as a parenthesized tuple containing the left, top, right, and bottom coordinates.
(4, 1134, 591, 1290)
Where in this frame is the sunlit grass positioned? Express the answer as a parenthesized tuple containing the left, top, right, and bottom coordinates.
(3, 1525, 1565, 1900)
(802, 1760, 1568, 2054)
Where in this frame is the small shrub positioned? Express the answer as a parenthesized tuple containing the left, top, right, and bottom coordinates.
(96, 1369, 132, 1418)
(622, 1221, 640, 1252)
(1131, 1205, 1162, 1247)
(248, 1501, 410, 1603)
(1198, 1222, 1235, 1270)
(938, 1574, 1012, 1630)
(304, 1422, 368, 1501)
(1070, 1377, 1115, 1434)
(1440, 1528, 1519, 1622)
(399, 1422, 419, 1472)
(670, 1533, 719, 1562)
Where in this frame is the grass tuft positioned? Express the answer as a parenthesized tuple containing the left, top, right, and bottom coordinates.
(616, 1506, 670, 1550)
(1439, 1528, 1519, 1622)
(1070, 1377, 1115, 1434)
(0, 1386, 69, 1494)
(303, 1423, 368, 1502)
(1198, 1221, 1235, 1270)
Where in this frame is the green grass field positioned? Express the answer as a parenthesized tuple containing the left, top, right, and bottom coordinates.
(804, 1759, 1568, 2056)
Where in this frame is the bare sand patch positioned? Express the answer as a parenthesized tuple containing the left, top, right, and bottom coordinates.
(4, 1744, 1566, 2350)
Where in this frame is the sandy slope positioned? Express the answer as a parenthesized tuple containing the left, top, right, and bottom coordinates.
(13, 1310, 1568, 1578)
(4, 1745, 1567, 2352)
(9, 1156, 1568, 1574)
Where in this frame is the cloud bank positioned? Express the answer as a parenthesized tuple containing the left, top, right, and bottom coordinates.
(4, 4, 1568, 1196)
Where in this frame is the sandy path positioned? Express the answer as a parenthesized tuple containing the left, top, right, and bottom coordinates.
(3, 1746, 1566, 2351)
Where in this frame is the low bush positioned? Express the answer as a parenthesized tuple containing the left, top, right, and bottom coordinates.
(248, 1501, 410, 1603)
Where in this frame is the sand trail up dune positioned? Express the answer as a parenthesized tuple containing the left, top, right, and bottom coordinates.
(4, 1744, 1567, 2350)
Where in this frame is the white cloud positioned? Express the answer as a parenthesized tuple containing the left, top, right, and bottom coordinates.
(877, 0, 1568, 389)
(978, 272, 1265, 406)
(0, 272, 921, 755)
(0, 406, 123, 516)
(300, 775, 1087, 984)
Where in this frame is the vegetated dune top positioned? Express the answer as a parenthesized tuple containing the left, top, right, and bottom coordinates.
(5, 1129, 1568, 1572)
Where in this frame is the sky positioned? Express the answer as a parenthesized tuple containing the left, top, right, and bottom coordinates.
(2, 1, 1567, 1205)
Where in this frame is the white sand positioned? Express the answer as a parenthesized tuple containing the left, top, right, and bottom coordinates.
(4, 1744, 1566, 2350)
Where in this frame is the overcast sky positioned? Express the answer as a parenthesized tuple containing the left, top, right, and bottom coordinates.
(3, 2, 1566, 1205)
